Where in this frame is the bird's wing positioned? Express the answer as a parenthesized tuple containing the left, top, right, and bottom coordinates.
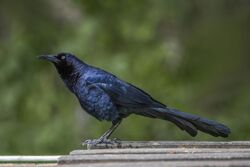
(91, 82, 165, 108)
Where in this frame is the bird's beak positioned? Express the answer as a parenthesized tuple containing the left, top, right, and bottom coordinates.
(38, 55, 59, 64)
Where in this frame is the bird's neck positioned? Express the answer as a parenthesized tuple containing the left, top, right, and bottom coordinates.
(60, 69, 80, 92)
(60, 64, 89, 93)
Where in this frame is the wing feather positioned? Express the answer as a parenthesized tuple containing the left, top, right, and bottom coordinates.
(92, 82, 165, 108)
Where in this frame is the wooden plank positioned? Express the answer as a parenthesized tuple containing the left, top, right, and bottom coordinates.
(83, 141, 250, 149)
(70, 148, 250, 155)
(3, 142, 250, 166)
(57, 141, 250, 166)
(57, 160, 250, 167)
(59, 152, 250, 164)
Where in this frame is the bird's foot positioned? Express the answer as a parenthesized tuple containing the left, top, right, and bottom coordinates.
(113, 138, 121, 143)
(82, 138, 121, 145)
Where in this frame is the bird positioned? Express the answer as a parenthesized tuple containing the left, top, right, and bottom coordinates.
(39, 53, 231, 144)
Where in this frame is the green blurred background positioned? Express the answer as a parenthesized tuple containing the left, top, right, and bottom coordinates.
(0, 0, 249, 154)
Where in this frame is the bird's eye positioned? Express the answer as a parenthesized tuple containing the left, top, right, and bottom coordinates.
(61, 56, 66, 60)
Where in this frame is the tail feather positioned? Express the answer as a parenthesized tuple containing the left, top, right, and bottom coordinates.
(137, 109, 198, 136)
(152, 107, 231, 137)
(170, 116, 198, 137)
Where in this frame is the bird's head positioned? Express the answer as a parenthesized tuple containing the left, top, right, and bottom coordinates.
(39, 52, 85, 78)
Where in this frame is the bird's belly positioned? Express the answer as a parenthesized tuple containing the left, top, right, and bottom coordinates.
(77, 88, 119, 122)
(74, 81, 120, 122)
(79, 100, 119, 122)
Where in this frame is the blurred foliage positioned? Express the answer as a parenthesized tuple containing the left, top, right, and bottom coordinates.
(0, 0, 250, 154)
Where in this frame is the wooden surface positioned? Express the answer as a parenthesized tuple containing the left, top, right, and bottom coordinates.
(84, 140, 250, 149)
(57, 141, 250, 167)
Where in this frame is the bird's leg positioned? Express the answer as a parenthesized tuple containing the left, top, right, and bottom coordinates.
(84, 119, 122, 145)
(99, 120, 121, 141)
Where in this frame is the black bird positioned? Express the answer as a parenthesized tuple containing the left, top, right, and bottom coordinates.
(39, 53, 230, 144)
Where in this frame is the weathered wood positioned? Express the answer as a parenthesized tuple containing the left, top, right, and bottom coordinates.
(70, 148, 250, 155)
(57, 160, 250, 167)
(84, 141, 250, 149)
(4, 141, 250, 166)
(58, 141, 250, 167)
(59, 152, 250, 163)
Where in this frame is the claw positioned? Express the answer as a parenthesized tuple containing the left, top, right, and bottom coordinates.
(82, 138, 121, 146)
(83, 139, 92, 145)
(113, 138, 121, 143)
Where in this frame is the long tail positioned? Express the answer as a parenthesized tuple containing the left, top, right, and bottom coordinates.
(140, 107, 231, 137)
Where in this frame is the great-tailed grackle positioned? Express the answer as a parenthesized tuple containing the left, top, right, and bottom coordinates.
(39, 53, 230, 144)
